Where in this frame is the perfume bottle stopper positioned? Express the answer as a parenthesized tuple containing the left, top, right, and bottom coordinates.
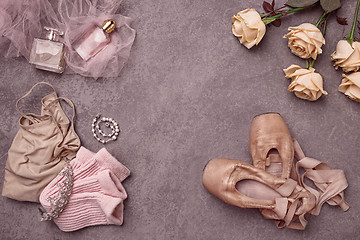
(45, 27, 64, 41)
(102, 19, 116, 33)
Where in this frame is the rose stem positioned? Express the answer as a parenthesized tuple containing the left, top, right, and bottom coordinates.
(309, 12, 329, 69)
(346, 0, 360, 45)
(260, 6, 287, 18)
(262, 7, 304, 24)
(309, 59, 315, 68)
(322, 13, 330, 36)
(315, 11, 327, 27)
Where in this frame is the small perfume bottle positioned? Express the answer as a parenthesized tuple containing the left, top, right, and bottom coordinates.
(73, 19, 116, 61)
(29, 27, 65, 73)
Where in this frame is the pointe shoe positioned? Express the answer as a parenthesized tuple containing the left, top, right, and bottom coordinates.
(249, 113, 294, 179)
(202, 158, 316, 230)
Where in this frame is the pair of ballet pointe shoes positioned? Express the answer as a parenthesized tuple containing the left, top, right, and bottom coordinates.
(202, 113, 349, 230)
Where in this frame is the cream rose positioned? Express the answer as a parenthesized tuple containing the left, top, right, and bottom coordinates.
(232, 9, 266, 49)
(284, 64, 328, 101)
(331, 40, 360, 72)
(338, 72, 360, 102)
(283, 23, 325, 60)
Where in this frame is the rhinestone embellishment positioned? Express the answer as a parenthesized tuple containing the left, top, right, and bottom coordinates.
(91, 114, 120, 144)
(39, 162, 73, 221)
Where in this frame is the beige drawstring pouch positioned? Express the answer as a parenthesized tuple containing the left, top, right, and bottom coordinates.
(2, 82, 80, 202)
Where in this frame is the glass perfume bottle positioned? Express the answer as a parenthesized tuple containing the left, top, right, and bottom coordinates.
(29, 27, 65, 73)
(73, 19, 116, 61)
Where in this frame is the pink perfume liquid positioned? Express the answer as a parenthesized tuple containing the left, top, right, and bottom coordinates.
(73, 24, 111, 61)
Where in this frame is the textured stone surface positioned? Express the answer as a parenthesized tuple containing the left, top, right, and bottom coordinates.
(0, 0, 359, 239)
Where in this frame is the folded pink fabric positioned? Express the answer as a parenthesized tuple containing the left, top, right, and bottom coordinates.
(40, 147, 130, 232)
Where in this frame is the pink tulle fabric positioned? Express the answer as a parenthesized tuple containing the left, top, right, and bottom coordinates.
(0, 0, 136, 78)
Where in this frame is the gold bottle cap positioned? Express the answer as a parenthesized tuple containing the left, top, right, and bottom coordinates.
(102, 19, 116, 34)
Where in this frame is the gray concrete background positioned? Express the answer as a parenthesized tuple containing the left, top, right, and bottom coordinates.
(0, 0, 359, 239)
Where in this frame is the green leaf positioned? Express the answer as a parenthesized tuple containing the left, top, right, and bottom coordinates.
(320, 0, 341, 12)
(285, 0, 319, 8)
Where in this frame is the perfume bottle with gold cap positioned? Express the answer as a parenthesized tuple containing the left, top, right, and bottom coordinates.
(29, 27, 65, 73)
(73, 19, 116, 61)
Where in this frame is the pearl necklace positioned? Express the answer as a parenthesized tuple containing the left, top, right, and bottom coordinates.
(91, 114, 119, 144)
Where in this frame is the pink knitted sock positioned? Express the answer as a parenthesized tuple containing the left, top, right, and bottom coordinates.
(40, 147, 130, 232)
(40, 147, 130, 204)
(73, 147, 130, 182)
(45, 170, 127, 231)
(39, 147, 96, 198)
(76, 146, 95, 162)
(92, 148, 130, 182)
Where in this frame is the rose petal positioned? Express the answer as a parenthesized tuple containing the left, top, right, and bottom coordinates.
(232, 20, 243, 37)
(348, 85, 360, 99)
(285, 66, 326, 101)
(284, 23, 324, 59)
(232, 9, 266, 49)
(341, 42, 360, 72)
(331, 40, 360, 72)
(238, 9, 262, 29)
(294, 90, 312, 101)
(283, 65, 302, 78)
(290, 31, 313, 44)
(256, 20, 266, 45)
(243, 24, 258, 42)
(310, 72, 328, 95)
(289, 68, 312, 78)
(339, 72, 360, 101)
(331, 40, 354, 60)
(295, 75, 319, 91)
